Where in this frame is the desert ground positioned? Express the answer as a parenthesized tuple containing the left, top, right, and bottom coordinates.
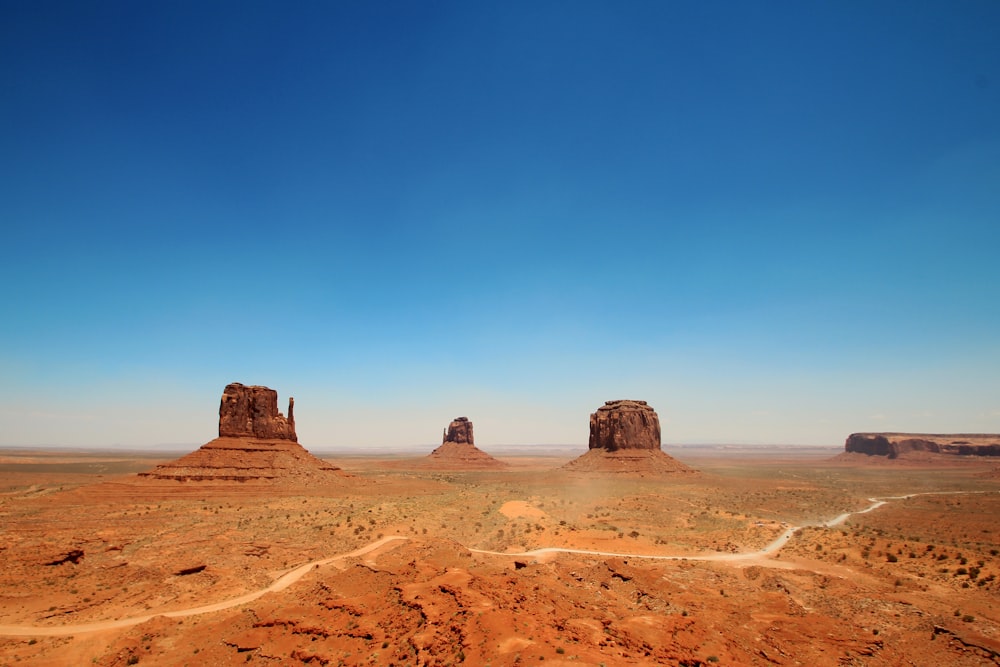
(1, 446, 999, 666)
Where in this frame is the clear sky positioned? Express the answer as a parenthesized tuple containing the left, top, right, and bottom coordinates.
(1, 1, 998, 449)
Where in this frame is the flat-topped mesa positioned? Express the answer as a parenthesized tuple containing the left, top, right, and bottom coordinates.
(443, 417, 474, 445)
(845, 433, 1000, 459)
(589, 400, 661, 451)
(565, 400, 694, 474)
(219, 383, 296, 441)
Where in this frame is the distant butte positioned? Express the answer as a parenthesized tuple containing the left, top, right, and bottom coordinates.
(421, 417, 508, 470)
(841, 433, 1000, 460)
(563, 400, 695, 474)
(139, 383, 346, 483)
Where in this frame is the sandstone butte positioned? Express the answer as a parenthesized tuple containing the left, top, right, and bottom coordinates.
(139, 383, 345, 483)
(420, 417, 508, 470)
(842, 432, 1000, 460)
(563, 400, 695, 474)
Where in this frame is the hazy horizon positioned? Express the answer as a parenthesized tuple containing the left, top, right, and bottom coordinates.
(0, 440, 845, 454)
(2, 2, 998, 449)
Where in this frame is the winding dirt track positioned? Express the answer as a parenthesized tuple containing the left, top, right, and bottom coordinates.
(0, 491, 990, 637)
(0, 536, 409, 637)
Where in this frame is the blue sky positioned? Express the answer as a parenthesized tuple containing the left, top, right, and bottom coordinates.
(1, 1, 998, 449)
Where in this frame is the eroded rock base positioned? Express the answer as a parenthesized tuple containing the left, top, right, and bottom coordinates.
(562, 448, 695, 474)
(138, 437, 344, 483)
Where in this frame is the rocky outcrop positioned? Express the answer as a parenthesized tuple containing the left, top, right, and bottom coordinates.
(844, 433, 1000, 459)
(565, 400, 694, 474)
(589, 400, 661, 451)
(139, 383, 345, 484)
(443, 417, 474, 445)
(219, 383, 296, 441)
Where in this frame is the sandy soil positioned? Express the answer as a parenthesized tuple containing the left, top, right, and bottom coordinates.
(1, 449, 998, 665)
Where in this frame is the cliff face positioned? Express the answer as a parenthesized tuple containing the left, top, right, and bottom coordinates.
(589, 400, 661, 451)
(845, 433, 1000, 459)
(218, 383, 296, 441)
(442, 417, 474, 445)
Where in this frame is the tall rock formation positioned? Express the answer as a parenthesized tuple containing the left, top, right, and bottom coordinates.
(219, 383, 296, 441)
(843, 433, 1000, 460)
(417, 416, 507, 470)
(564, 400, 694, 474)
(589, 400, 661, 451)
(443, 417, 474, 445)
(139, 383, 344, 484)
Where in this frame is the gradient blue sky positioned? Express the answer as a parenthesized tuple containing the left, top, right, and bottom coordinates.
(2, 1, 998, 449)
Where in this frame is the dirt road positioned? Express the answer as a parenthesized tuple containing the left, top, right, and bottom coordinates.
(1, 491, 991, 637)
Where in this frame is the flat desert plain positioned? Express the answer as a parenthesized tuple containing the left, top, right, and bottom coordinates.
(1, 447, 999, 666)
